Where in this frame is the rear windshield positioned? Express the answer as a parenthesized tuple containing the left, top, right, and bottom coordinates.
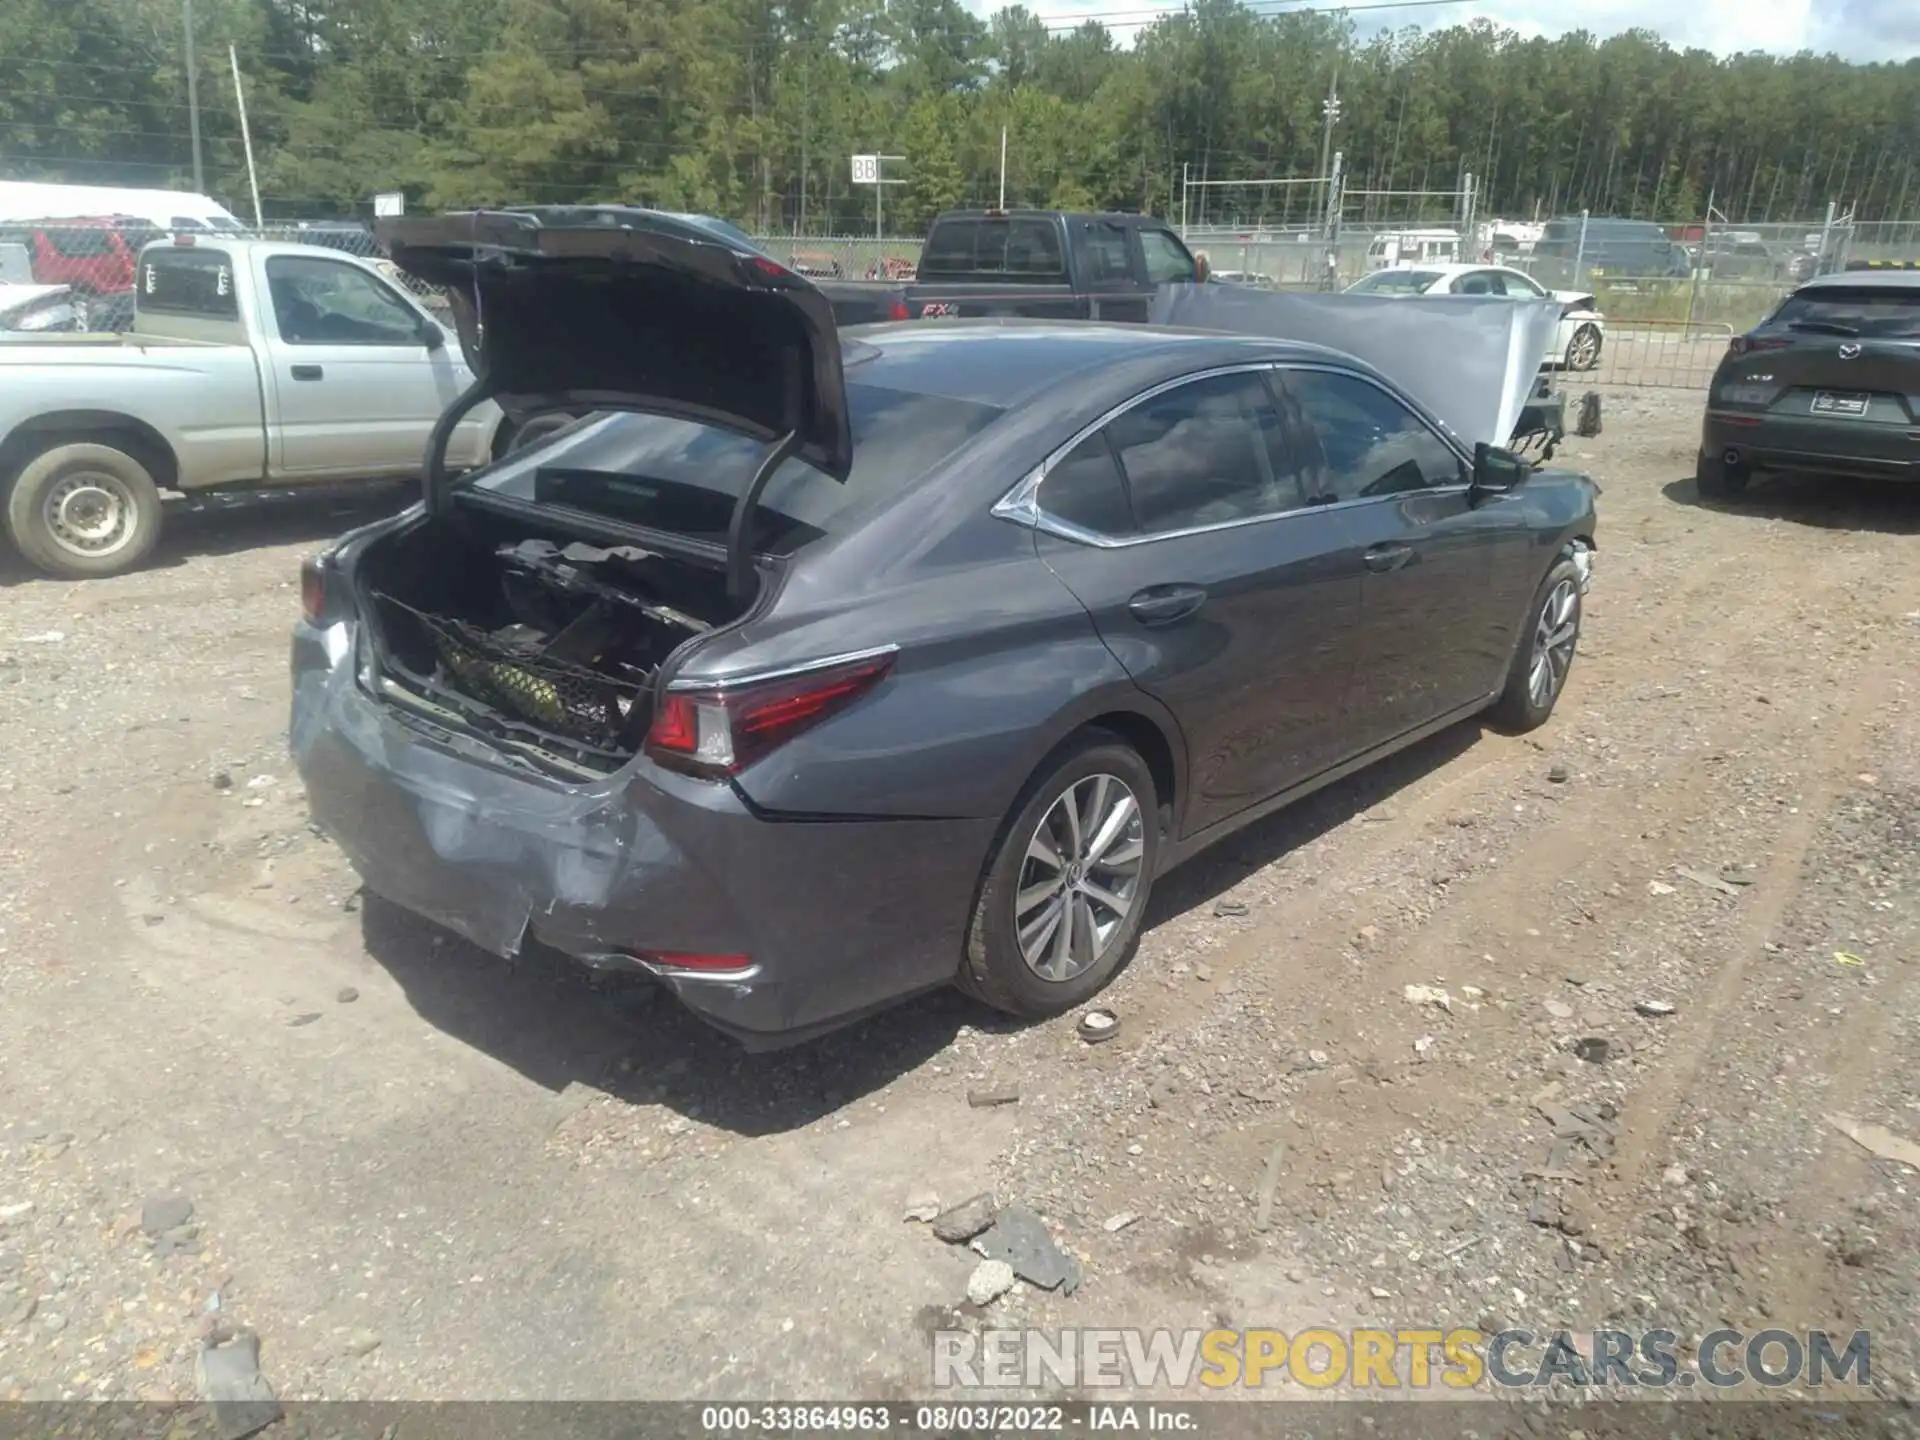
(920, 217, 1066, 280)
(137, 247, 240, 320)
(481, 382, 1006, 554)
(1769, 287, 1920, 338)
(1349, 269, 1441, 295)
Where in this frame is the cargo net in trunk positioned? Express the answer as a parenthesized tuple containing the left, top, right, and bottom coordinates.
(380, 595, 651, 753)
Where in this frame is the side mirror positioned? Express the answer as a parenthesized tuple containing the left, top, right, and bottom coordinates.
(1471, 441, 1531, 496)
(420, 320, 446, 351)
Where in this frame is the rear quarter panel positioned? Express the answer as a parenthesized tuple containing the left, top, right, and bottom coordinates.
(720, 524, 1177, 824)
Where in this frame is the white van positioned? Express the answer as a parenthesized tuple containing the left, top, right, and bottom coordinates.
(0, 182, 246, 233)
(1366, 228, 1463, 270)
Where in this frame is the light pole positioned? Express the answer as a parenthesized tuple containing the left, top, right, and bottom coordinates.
(184, 0, 204, 192)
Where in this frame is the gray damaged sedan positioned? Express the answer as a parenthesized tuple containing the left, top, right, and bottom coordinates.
(291, 212, 1599, 1049)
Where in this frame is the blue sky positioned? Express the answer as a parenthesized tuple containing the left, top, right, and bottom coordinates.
(973, 0, 1920, 62)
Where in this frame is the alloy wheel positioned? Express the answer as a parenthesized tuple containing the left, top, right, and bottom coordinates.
(1568, 326, 1601, 370)
(1015, 773, 1145, 983)
(1527, 578, 1580, 709)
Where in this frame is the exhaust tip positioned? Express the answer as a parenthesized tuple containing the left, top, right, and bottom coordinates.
(1722, 448, 1742, 468)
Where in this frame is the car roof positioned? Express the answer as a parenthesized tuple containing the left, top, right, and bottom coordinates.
(835, 319, 1365, 411)
(1795, 269, 1920, 293)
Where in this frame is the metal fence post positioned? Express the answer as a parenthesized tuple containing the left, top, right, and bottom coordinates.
(1686, 190, 1711, 333)
(1572, 208, 1589, 291)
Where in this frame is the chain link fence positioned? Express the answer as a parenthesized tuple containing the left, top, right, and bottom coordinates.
(0, 219, 935, 334)
(7, 216, 1917, 396)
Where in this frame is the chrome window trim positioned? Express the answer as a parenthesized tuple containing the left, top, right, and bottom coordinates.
(990, 360, 1470, 550)
(665, 643, 901, 693)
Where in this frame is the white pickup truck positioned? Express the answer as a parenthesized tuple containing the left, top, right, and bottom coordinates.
(0, 236, 528, 579)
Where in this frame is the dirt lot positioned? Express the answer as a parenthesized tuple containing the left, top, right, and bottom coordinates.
(1, 391, 1917, 1413)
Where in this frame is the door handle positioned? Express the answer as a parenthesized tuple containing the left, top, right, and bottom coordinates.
(1128, 583, 1207, 627)
(290, 364, 324, 381)
(1363, 543, 1414, 573)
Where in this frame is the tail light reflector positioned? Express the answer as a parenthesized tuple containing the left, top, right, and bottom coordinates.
(888, 298, 911, 321)
(300, 555, 331, 623)
(628, 949, 752, 974)
(1728, 335, 1788, 356)
(645, 651, 896, 778)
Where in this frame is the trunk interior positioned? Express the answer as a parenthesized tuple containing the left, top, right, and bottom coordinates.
(355, 506, 746, 773)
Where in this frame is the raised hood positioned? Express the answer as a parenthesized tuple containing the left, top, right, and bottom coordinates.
(378, 210, 853, 484)
(1150, 283, 1562, 450)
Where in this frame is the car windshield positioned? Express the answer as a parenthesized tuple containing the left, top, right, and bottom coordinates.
(1349, 269, 1441, 295)
(477, 382, 1006, 554)
(1771, 288, 1920, 339)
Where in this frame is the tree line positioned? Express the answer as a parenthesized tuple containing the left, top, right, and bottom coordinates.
(4, 0, 1918, 235)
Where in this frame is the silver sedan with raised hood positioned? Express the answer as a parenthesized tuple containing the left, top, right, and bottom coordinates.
(290, 211, 1600, 1049)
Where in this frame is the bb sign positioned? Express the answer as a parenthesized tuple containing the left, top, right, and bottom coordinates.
(851, 154, 879, 185)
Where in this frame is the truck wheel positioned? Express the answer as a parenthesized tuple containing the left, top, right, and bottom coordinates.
(5, 441, 163, 579)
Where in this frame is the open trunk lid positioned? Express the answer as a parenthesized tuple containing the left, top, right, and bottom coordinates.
(378, 210, 854, 508)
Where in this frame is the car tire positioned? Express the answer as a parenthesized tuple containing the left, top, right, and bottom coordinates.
(1487, 555, 1583, 733)
(959, 731, 1160, 1019)
(1695, 449, 1749, 500)
(1565, 323, 1603, 371)
(5, 440, 163, 579)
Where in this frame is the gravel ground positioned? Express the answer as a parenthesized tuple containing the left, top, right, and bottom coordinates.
(0, 393, 1917, 1417)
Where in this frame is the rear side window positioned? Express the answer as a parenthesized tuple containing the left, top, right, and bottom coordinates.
(1770, 287, 1920, 339)
(919, 217, 1065, 279)
(1080, 222, 1131, 285)
(500, 383, 1005, 554)
(138, 248, 239, 319)
(1041, 433, 1133, 534)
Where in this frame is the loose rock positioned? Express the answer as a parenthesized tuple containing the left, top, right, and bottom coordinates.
(141, 1196, 193, 1236)
(343, 1329, 382, 1358)
(1213, 900, 1248, 918)
(1635, 1000, 1677, 1018)
(287, 1013, 322, 1028)
(931, 1194, 997, 1244)
(197, 1334, 282, 1440)
(1102, 1212, 1140, 1233)
(1548, 764, 1572, 783)
(903, 1191, 942, 1224)
(966, 1086, 1020, 1109)
(335, 987, 360, 1004)
(976, 1207, 1082, 1295)
(966, 1260, 1016, 1306)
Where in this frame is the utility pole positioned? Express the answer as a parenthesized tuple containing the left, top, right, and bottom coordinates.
(1317, 66, 1342, 232)
(184, 0, 204, 192)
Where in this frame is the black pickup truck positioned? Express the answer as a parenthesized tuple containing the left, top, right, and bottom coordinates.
(898, 208, 1202, 321)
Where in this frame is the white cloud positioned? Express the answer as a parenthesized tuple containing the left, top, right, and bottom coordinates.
(980, 0, 1920, 61)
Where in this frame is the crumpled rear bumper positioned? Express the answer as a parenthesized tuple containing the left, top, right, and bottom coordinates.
(289, 620, 996, 1048)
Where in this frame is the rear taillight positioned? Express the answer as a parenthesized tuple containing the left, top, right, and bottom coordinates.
(1728, 335, 1789, 356)
(888, 298, 910, 321)
(644, 651, 895, 777)
(300, 555, 331, 624)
